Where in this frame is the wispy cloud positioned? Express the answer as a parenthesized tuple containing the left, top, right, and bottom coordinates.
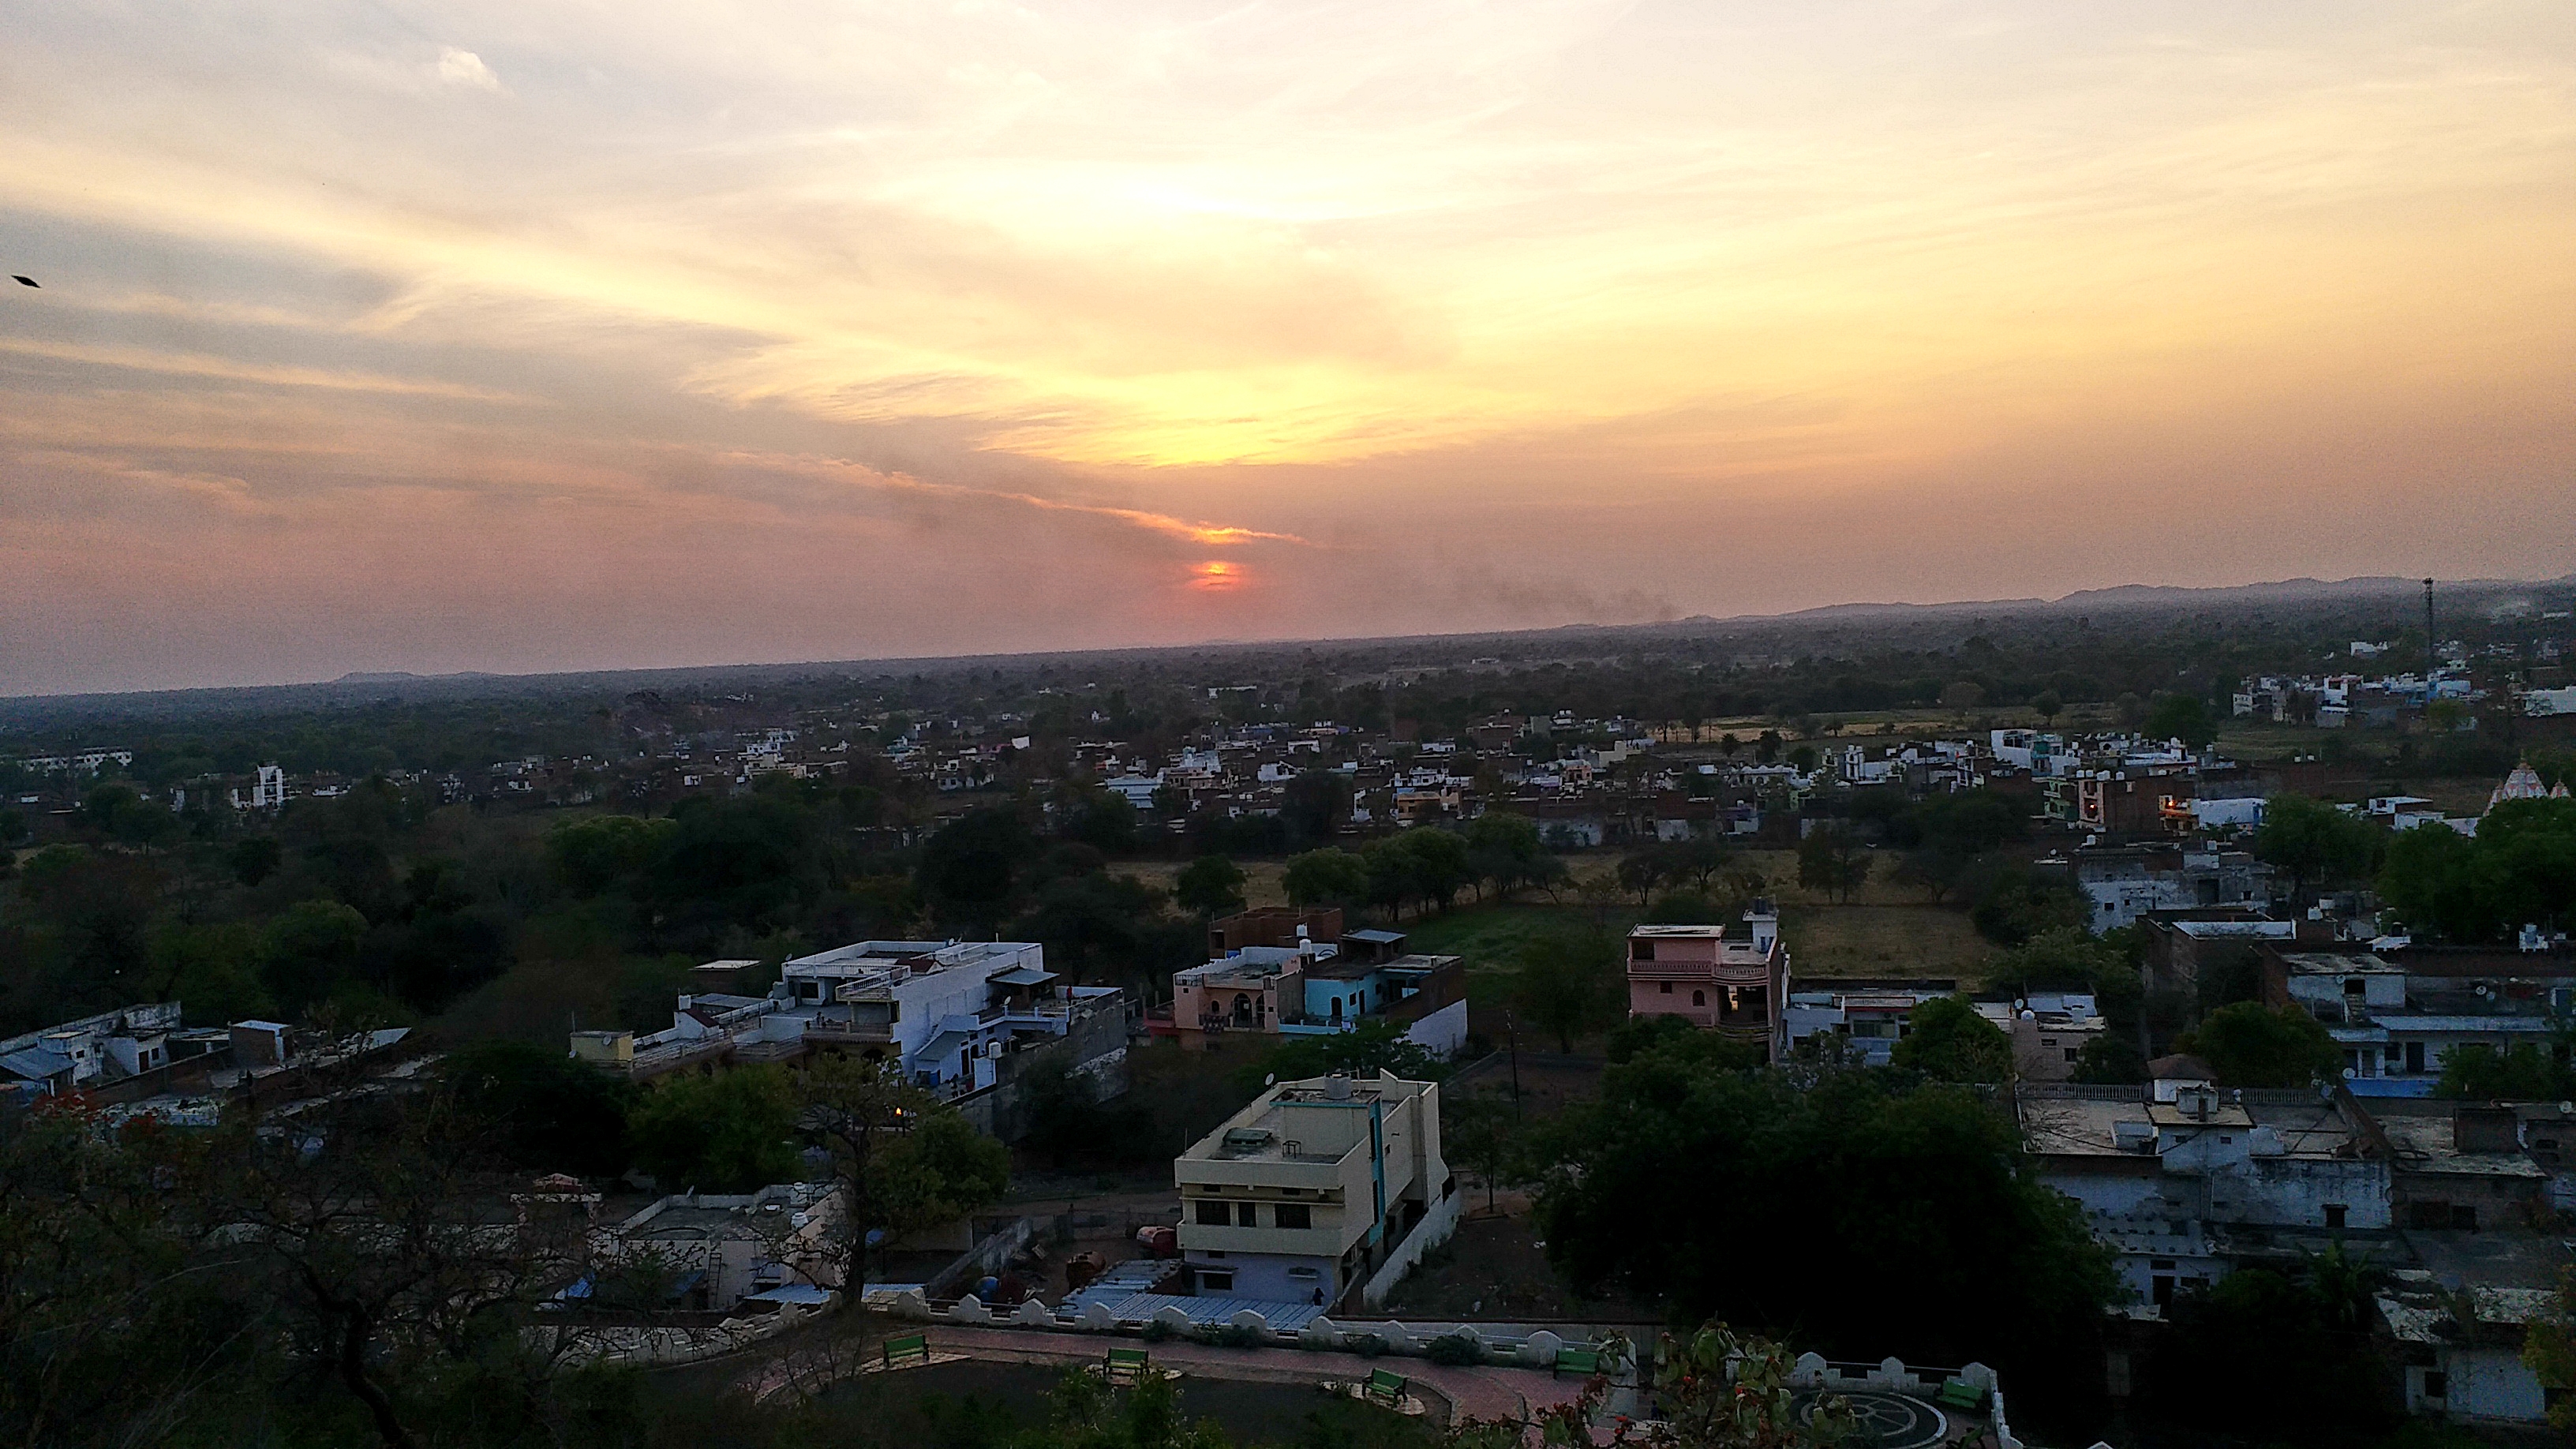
(0, 339, 526, 402)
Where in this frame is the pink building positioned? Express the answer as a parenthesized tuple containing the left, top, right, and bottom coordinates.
(1626, 907, 1788, 1060)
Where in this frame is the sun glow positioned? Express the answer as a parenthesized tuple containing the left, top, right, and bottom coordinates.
(1190, 560, 1245, 591)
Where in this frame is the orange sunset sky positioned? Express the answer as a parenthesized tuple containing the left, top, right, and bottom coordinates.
(3, 1, 2571, 694)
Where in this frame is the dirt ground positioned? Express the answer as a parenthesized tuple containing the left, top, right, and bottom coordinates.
(1444, 1050, 1601, 1121)
(1114, 859, 1291, 909)
(1377, 1195, 1662, 1324)
(1780, 903, 1996, 985)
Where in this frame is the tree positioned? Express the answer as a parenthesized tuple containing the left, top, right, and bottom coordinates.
(1463, 811, 1552, 900)
(915, 807, 1036, 932)
(2032, 689, 2064, 724)
(1511, 922, 1626, 1051)
(1014, 1056, 1154, 1170)
(440, 1040, 635, 1178)
(547, 814, 675, 897)
(2437, 1041, 2568, 1101)
(1172, 855, 1246, 919)
(2525, 1266, 2576, 1436)
(1539, 1061, 2117, 1376)
(2140, 1252, 2392, 1443)
(1889, 997, 2011, 1084)
(795, 1055, 1001, 1291)
(2177, 1002, 2339, 1088)
(1279, 770, 1351, 846)
(257, 898, 369, 1015)
(1795, 826, 1872, 904)
(873, 1112, 1011, 1238)
(625, 1065, 799, 1192)
(1060, 789, 1140, 853)
(2253, 793, 2379, 904)
(2143, 692, 2217, 749)
(2072, 1033, 2148, 1084)
(230, 834, 282, 886)
(1010, 867, 1166, 987)
(1890, 848, 1976, 905)
(1940, 680, 1986, 714)
(1441, 1090, 1529, 1214)
(1282, 848, 1371, 912)
(1244, 1019, 1436, 1091)
(1968, 863, 2089, 945)
(1616, 850, 1672, 906)
(2381, 801, 2576, 943)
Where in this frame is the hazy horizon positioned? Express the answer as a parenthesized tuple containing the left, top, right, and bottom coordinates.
(5, 566, 2565, 702)
(6, 2, 2572, 696)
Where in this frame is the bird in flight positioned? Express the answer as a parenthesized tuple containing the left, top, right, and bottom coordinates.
(11, 276, 35, 288)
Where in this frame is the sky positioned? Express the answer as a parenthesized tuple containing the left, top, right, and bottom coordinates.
(2, 1, 2572, 695)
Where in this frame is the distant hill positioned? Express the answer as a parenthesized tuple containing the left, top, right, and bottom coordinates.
(6, 571, 2570, 721)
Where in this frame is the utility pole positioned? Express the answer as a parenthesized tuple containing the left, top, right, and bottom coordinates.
(2424, 578, 2438, 681)
(1504, 1009, 1523, 1117)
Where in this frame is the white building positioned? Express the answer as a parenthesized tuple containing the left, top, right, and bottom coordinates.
(1174, 1072, 1455, 1309)
(781, 940, 1118, 1092)
(2378, 1273, 2555, 1426)
(575, 940, 1123, 1095)
(2019, 1073, 2391, 1315)
(1781, 979, 1956, 1067)
(582, 1181, 843, 1311)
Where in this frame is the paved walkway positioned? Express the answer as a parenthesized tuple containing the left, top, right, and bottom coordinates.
(744, 1321, 1597, 1428)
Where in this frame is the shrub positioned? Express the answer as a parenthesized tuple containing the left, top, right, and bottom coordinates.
(1425, 1332, 1485, 1367)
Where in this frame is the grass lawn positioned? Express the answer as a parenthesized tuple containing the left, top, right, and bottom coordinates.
(1398, 900, 1631, 971)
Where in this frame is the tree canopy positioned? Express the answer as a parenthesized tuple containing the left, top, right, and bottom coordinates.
(1889, 997, 2012, 1084)
(2176, 1002, 2340, 1088)
(1537, 1045, 2118, 1373)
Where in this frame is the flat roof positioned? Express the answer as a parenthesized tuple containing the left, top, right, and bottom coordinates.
(2020, 1088, 2364, 1159)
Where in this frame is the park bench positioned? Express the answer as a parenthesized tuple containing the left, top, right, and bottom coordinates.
(882, 1334, 930, 1370)
(1105, 1346, 1152, 1387)
(1553, 1346, 1602, 1380)
(1934, 1377, 1988, 1412)
(1365, 1368, 1409, 1409)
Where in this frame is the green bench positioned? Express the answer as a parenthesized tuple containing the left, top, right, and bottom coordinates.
(1934, 1378, 1987, 1412)
(1105, 1346, 1152, 1387)
(1365, 1368, 1409, 1409)
(1553, 1347, 1602, 1380)
(882, 1333, 930, 1370)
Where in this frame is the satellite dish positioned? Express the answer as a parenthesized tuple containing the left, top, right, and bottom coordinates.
(1264, 1073, 1276, 1087)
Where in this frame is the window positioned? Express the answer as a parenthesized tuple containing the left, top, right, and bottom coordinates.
(2065, 1049, 2081, 1063)
(1199, 1270, 1234, 1292)
(1631, 941, 1654, 961)
(1196, 1200, 1230, 1226)
(1692, 990, 1705, 1007)
(1237, 1201, 1258, 1227)
(2323, 1204, 2346, 1230)
(2421, 1371, 2448, 1401)
(1660, 981, 1672, 994)
(1275, 1204, 1312, 1230)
